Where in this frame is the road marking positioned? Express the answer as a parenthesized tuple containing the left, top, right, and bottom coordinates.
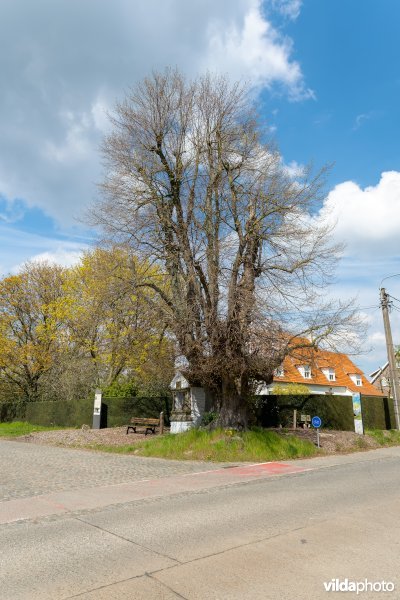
(185, 461, 306, 478)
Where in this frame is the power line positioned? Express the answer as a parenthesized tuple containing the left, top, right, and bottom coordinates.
(296, 305, 379, 315)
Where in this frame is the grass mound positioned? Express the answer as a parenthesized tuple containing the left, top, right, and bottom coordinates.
(99, 428, 319, 461)
(366, 429, 400, 446)
(0, 421, 64, 438)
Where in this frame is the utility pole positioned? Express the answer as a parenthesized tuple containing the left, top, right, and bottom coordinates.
(380, 288, 400, 430)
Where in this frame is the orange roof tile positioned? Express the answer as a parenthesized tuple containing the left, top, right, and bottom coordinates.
(273, 345, 384, 397)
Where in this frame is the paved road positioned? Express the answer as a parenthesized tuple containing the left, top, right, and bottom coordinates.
(0, 439, 232, 501)
(1, 441, 400, 599)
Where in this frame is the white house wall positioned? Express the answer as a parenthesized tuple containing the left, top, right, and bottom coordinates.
(258, 382, 351, 396)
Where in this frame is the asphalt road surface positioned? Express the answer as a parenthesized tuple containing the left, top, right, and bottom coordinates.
(1, 441, 400, 599)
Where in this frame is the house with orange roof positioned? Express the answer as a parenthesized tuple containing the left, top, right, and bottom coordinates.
(258, 346, 385, 398)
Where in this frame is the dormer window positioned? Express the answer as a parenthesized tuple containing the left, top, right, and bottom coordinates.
(322, 368, 335, 382)
(297, 365, 311, 379)
(349, 373, 362, 387)
(274, 366, 284, 377)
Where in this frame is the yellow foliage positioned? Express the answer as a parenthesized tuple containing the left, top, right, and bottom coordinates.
(272, 383, 310, 395)
(0, 248, 173, 399)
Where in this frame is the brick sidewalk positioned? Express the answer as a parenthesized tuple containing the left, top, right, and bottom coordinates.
(0, 461, 306, 525)
(0, 440, 231, 502)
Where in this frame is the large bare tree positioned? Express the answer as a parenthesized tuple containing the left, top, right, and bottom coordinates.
(92, 69, 359, 427)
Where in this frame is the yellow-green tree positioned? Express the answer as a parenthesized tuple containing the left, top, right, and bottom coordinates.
(66, 247, 174, 389)
(0, 262, 68, 401)
(0, 249, 174, 403)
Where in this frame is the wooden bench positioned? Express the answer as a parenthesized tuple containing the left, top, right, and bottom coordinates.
(126, 412, 164, 435)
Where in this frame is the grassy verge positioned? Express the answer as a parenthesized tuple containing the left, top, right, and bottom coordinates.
(92, 428, 319, 461)
(366, 429, 400, 446)
(0, 421, 64, 438)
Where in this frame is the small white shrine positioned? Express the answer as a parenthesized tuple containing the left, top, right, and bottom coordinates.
(169, 371, 206, 434)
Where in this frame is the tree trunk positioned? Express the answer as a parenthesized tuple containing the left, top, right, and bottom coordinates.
(216, 376, 250, 429)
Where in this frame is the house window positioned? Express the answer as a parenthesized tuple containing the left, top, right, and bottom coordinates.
(322, 367, 335, 382)
(303, 366, 311, 379)
(274, 366, 284, 377)
(356, 376, 362, 386)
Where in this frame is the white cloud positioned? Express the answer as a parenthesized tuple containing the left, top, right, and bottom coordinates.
(269, 0, 302, 20)
(315, 171, 400, 376)
(364, 329, 389, 373)
(318, 171, 400, 257)
(18, 249, 83, 270)
(0, 200, 25, 223)
(0, 223, 88, 276)
(44, 111, 92, 164)
(91, 98, 112, 134)
(204, 2, 312, 100)
(368, 331, 386, 345)
(282, 159, 305, 178)
(0, 0, 310, 226)
(353, 112, 373, 131)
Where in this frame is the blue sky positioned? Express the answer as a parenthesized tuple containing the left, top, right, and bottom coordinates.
(268, 0, 400, 188)
(1, 0, 400, 375)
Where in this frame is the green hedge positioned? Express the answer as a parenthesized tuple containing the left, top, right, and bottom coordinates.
(0, 400, 27, 423)
(4, 393, 394, 432)
(102, 395, 172, 427)
(257, 394, 397, 431)
(22, 395, 172, 428)
(257, 394, 354, 431)
(361, 395, 396, 430)
(25, 398, 93, 427)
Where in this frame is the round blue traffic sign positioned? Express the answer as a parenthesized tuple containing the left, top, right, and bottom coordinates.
(311, 416, 322, 428)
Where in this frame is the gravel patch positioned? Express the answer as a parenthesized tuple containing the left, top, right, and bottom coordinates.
(278, 428, 381, 453)
(16, 426, 152, 448)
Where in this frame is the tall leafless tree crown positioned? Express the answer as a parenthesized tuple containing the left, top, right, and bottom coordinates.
(92, 69, 360, 426)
